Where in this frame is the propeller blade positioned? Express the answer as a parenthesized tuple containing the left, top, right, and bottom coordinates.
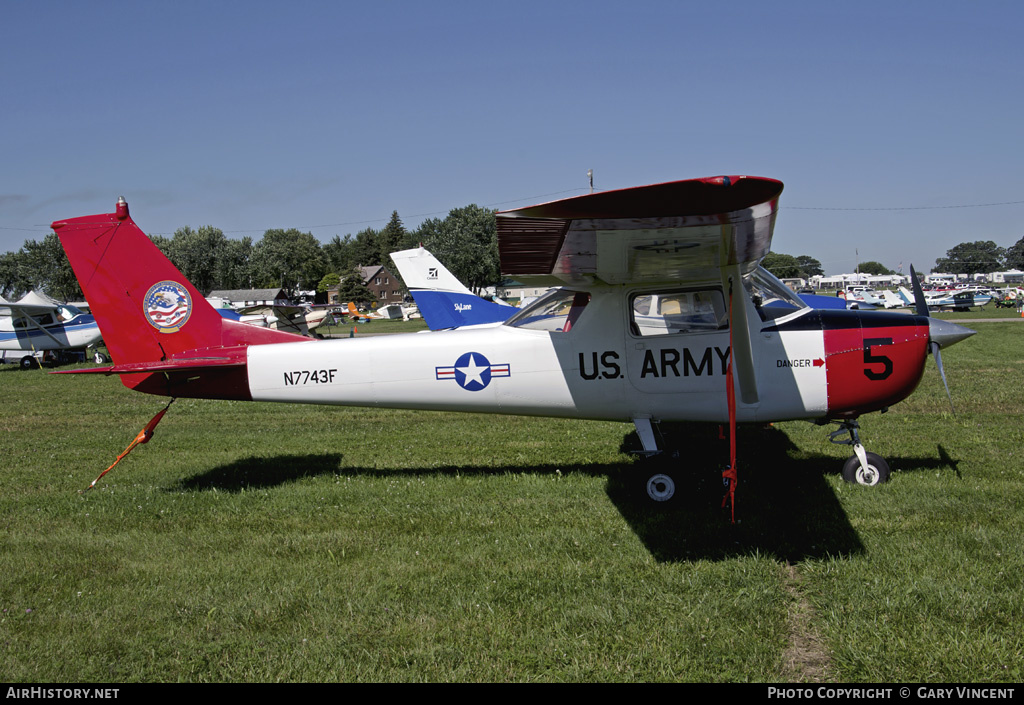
(910, 264, 930, 317)
(931, 341, 956, 415)
(911, 264, 975, 414)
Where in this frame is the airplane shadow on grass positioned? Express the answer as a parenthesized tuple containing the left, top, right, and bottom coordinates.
(609, 422, 862, 563)
(168, 423, 958, 564)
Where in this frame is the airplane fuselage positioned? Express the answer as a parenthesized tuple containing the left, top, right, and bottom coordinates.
(0, 313, 102, 352)
(121, 284, 930, 425)
(51, 184, 975, 491)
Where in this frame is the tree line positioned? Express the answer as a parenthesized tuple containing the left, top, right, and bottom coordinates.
(763, 235, 1024, 280)
(5, 212, 1021, 302)
(763, 253, 896, 278)
(0, 204, 501, 303)
(932, 238, 1024, 275)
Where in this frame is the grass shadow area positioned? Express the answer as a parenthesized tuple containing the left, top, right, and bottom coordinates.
(605, 423, 965, 563)
(166, 420, 938, 565)
(606, 422, 868, 564)
(169, 451, 623, 493)
(169, 453, 346, 492)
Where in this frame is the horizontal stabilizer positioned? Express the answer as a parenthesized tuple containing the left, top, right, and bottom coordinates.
(53, 347, 249, 375)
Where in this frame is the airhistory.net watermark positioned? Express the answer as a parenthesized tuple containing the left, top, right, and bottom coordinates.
(6, 689, 118, 700)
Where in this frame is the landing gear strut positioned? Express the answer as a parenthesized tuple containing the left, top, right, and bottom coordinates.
(829, 419, 891, 486)
(632, 418, 679, 502)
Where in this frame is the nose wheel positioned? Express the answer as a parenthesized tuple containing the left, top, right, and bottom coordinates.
(830, 420, 891, 485)
(841, 451, 890, 486)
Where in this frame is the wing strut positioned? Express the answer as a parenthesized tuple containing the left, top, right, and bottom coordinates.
(721, 265, 758, 404)
(722, 278, 738, 523)
(11, 310, 66, 349)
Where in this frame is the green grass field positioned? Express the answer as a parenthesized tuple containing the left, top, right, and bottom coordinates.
(0, 319, 1021, 682)
(318, 317, 430, 336)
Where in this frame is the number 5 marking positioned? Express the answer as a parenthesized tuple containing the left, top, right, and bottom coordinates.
(863, 337, 893, 380)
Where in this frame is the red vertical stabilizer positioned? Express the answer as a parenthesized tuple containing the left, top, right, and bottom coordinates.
(52, 198, 307, 398)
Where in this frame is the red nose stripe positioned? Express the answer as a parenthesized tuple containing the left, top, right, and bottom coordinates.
(824, 323, 929, 416)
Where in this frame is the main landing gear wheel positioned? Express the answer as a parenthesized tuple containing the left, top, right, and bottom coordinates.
(645, 473, 677, 502)
(20, 356, 39, 370)
(842, 452, 891, 486)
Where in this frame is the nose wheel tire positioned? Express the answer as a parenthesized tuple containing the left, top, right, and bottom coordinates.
(646, 473, 677, 502)
(842, 452, 891, 486)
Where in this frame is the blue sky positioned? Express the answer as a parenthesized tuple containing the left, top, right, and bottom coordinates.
(2, 1, 1022, 275)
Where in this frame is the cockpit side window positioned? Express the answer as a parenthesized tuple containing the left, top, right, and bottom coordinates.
(629, 288, 727, 337)
(14, 313, 56, 329)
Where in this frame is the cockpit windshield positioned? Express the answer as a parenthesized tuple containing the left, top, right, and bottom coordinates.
(56, 304, 83, 322)
(747, 266, 809, 321)
(504, 288, 591, 332)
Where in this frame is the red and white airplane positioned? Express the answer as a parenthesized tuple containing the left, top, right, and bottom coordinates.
(52, 176, 974, 501)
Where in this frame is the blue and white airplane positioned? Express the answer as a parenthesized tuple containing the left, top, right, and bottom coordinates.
(897, 286, 991, 312)
(390, 247, 515, 330)
(0, 291, 105, 368)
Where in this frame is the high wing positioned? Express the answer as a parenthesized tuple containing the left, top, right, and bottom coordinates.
(496, 175, 782, 286)
(0, 291, 61, 318)
(498, 175, 782, 404)
(0, 293, 66, 349)
(233, 305, 315, 336)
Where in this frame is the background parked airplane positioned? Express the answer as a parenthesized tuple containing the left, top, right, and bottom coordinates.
(0, 290, 105, 368)
(898, 286, 992, 312)
(207, 298, 330, 337)
(390, 246, 514, 329)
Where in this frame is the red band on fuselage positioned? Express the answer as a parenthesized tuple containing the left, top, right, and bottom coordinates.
(823, 318, 929, 417)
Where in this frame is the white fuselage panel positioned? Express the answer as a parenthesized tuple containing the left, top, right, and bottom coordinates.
(246, 287, 829, 425)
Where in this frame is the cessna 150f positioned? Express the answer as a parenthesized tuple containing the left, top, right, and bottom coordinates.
(51, 176, 975, 501)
